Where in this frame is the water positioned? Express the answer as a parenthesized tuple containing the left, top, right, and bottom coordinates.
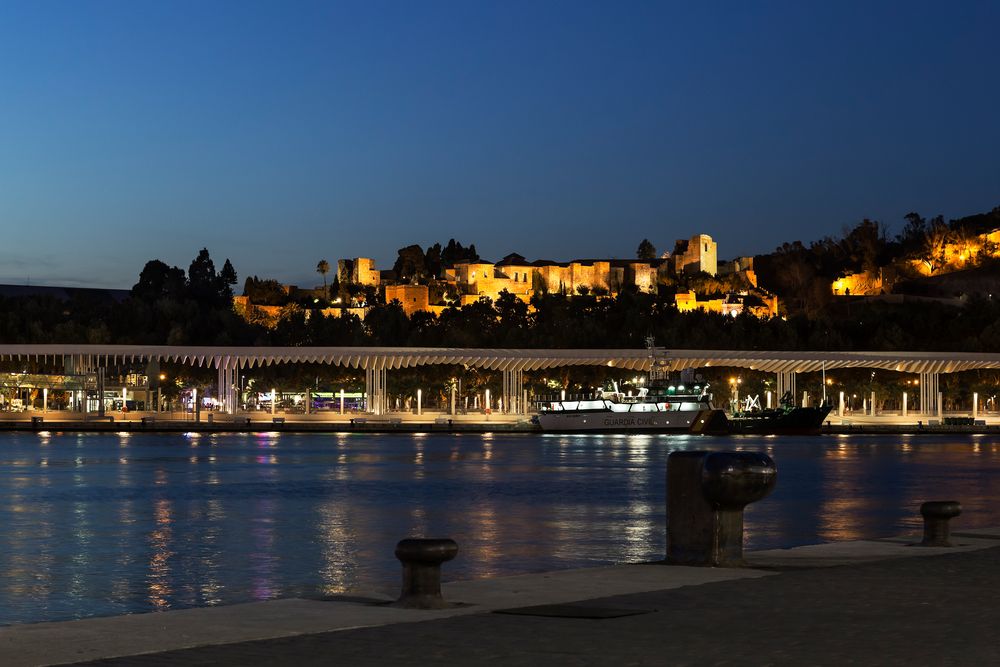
(1, 431, 999, 626)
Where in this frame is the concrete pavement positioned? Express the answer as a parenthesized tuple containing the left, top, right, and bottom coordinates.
(1, 530, 997, 666)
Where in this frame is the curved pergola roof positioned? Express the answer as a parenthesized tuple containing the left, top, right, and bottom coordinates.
(0, 344, 998, 374)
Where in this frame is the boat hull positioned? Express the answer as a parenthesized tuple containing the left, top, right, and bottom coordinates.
(537, 409, 724, 433)
(725, 406, 833, 435)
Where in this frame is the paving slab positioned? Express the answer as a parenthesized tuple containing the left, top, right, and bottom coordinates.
(951, 527, 1000, 539)
(746, 534, 998, 568)
(4, 533, 998, 666)
(0, 564, 770, 667)
(66, 545, 1000, 667)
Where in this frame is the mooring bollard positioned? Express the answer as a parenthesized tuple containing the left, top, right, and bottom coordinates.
(667, 451, 777, 567)
(394, 538, 459, 608)
(920, 501, 961, 547)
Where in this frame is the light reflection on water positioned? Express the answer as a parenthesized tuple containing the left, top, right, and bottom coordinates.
(0, 431, 999, 626)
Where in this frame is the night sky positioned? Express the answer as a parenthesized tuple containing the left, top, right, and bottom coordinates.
(1, 1, 998, 289)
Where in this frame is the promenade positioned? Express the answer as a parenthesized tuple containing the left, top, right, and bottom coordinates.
(4, 410, 1000, 435)
(3, 530, 998, 666)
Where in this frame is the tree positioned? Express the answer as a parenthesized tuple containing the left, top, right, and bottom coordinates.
(441, 239, 480, 266)
(637, 239, 657, 260)
(316, 260, 330, 300)
(424, 244, 443, 279)
(219, 259, 238, 299)
(243, 276, 288, 305)
(132, 260, 187, 301)
(188, 248, 219, 302)
(898, 212, 927, 255)
(922, 217, 951, 274)
(393, 245, 428, 283)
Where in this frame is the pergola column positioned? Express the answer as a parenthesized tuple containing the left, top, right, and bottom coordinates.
(502, 368, 524, 415)
(365, 366, 388, 415)
(97, 366, 106, 418)
(776, 372, 796, 404)
(920, 372, 939, 416)
(216, 360, 239, 415)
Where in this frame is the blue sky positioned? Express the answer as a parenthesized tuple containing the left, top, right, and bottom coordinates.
(1, 0, 998, 288)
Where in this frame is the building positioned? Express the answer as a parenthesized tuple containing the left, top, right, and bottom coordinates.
(831, 271, 883, 296)
(674, 291, 778, 318)
(337, 258, 380, 287)
(384, 284, 431, 316)
(672, 234, 718, 276)
(718, 256, 758, 287)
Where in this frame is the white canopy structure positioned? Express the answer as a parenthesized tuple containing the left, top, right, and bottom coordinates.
(1, 344, 999, 374)
(1, 344, 995, 416)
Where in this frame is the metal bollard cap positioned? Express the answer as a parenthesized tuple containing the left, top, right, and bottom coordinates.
(701, 451, 777, 509)
(920, 501, 961, 519)
(395, 538, 459, 564)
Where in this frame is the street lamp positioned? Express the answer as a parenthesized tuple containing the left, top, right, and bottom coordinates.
(729, 377, 742, 410)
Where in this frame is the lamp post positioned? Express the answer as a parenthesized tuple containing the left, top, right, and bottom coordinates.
(729, 377, 742, 412)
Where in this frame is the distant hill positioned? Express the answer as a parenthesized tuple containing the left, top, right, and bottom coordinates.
(0, 284, 130, 302)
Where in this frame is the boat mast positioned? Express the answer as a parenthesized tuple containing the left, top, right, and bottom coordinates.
(645, 336, 667, 381)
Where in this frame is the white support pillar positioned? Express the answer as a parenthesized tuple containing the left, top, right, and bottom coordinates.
(450, 385, 456, 416)
(838, 391, 844, 417)
(937, 391, 943, 418)
(217, 361, 238, 415)
(193, 388, 199, 422)
(502, 370, 508, 414)
(766, 391, 773, 409)
(379, 367, 387, 415)
(920, 372, 939, 416)
(305, 389, 311, 415)
(870, 391, 876, 416)
(417, 389, 422, 416)
(340, 389, 345, 415)
(801, 391, 808, 408)
(776, 372, 796, 405)
(973, 392, 979, 419)
(365, 368, 373, 414)
(97, 367, 106, 418)
(501, 369, 523, 415)
(43, 387, 48, 413)
(271, 389, 276, 415)
(485, 388, 491, 413)
(364, 367, 388, 415)
(902, 392, 908, 418)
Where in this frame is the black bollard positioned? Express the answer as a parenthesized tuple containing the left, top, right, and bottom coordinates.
(394, 538, 459, 608)
(667, 451, 777, 567)
(920, 501, 961, 547)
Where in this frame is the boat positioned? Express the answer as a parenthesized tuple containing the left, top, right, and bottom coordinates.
(725, 391, 832, 435)
(535, 379, 728, 433)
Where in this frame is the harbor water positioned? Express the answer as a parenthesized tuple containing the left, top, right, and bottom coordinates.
(1, 431, 999, 626)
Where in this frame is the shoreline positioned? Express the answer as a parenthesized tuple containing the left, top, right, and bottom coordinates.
(1, 416, 999, 435)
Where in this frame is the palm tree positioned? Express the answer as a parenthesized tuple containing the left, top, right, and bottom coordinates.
(316, 260, 330, 301)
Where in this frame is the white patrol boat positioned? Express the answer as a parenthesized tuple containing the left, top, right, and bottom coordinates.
(535, 380, 723, 433)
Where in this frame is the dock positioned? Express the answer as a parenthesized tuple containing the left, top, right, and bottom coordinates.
(3, 529, 998, 665)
